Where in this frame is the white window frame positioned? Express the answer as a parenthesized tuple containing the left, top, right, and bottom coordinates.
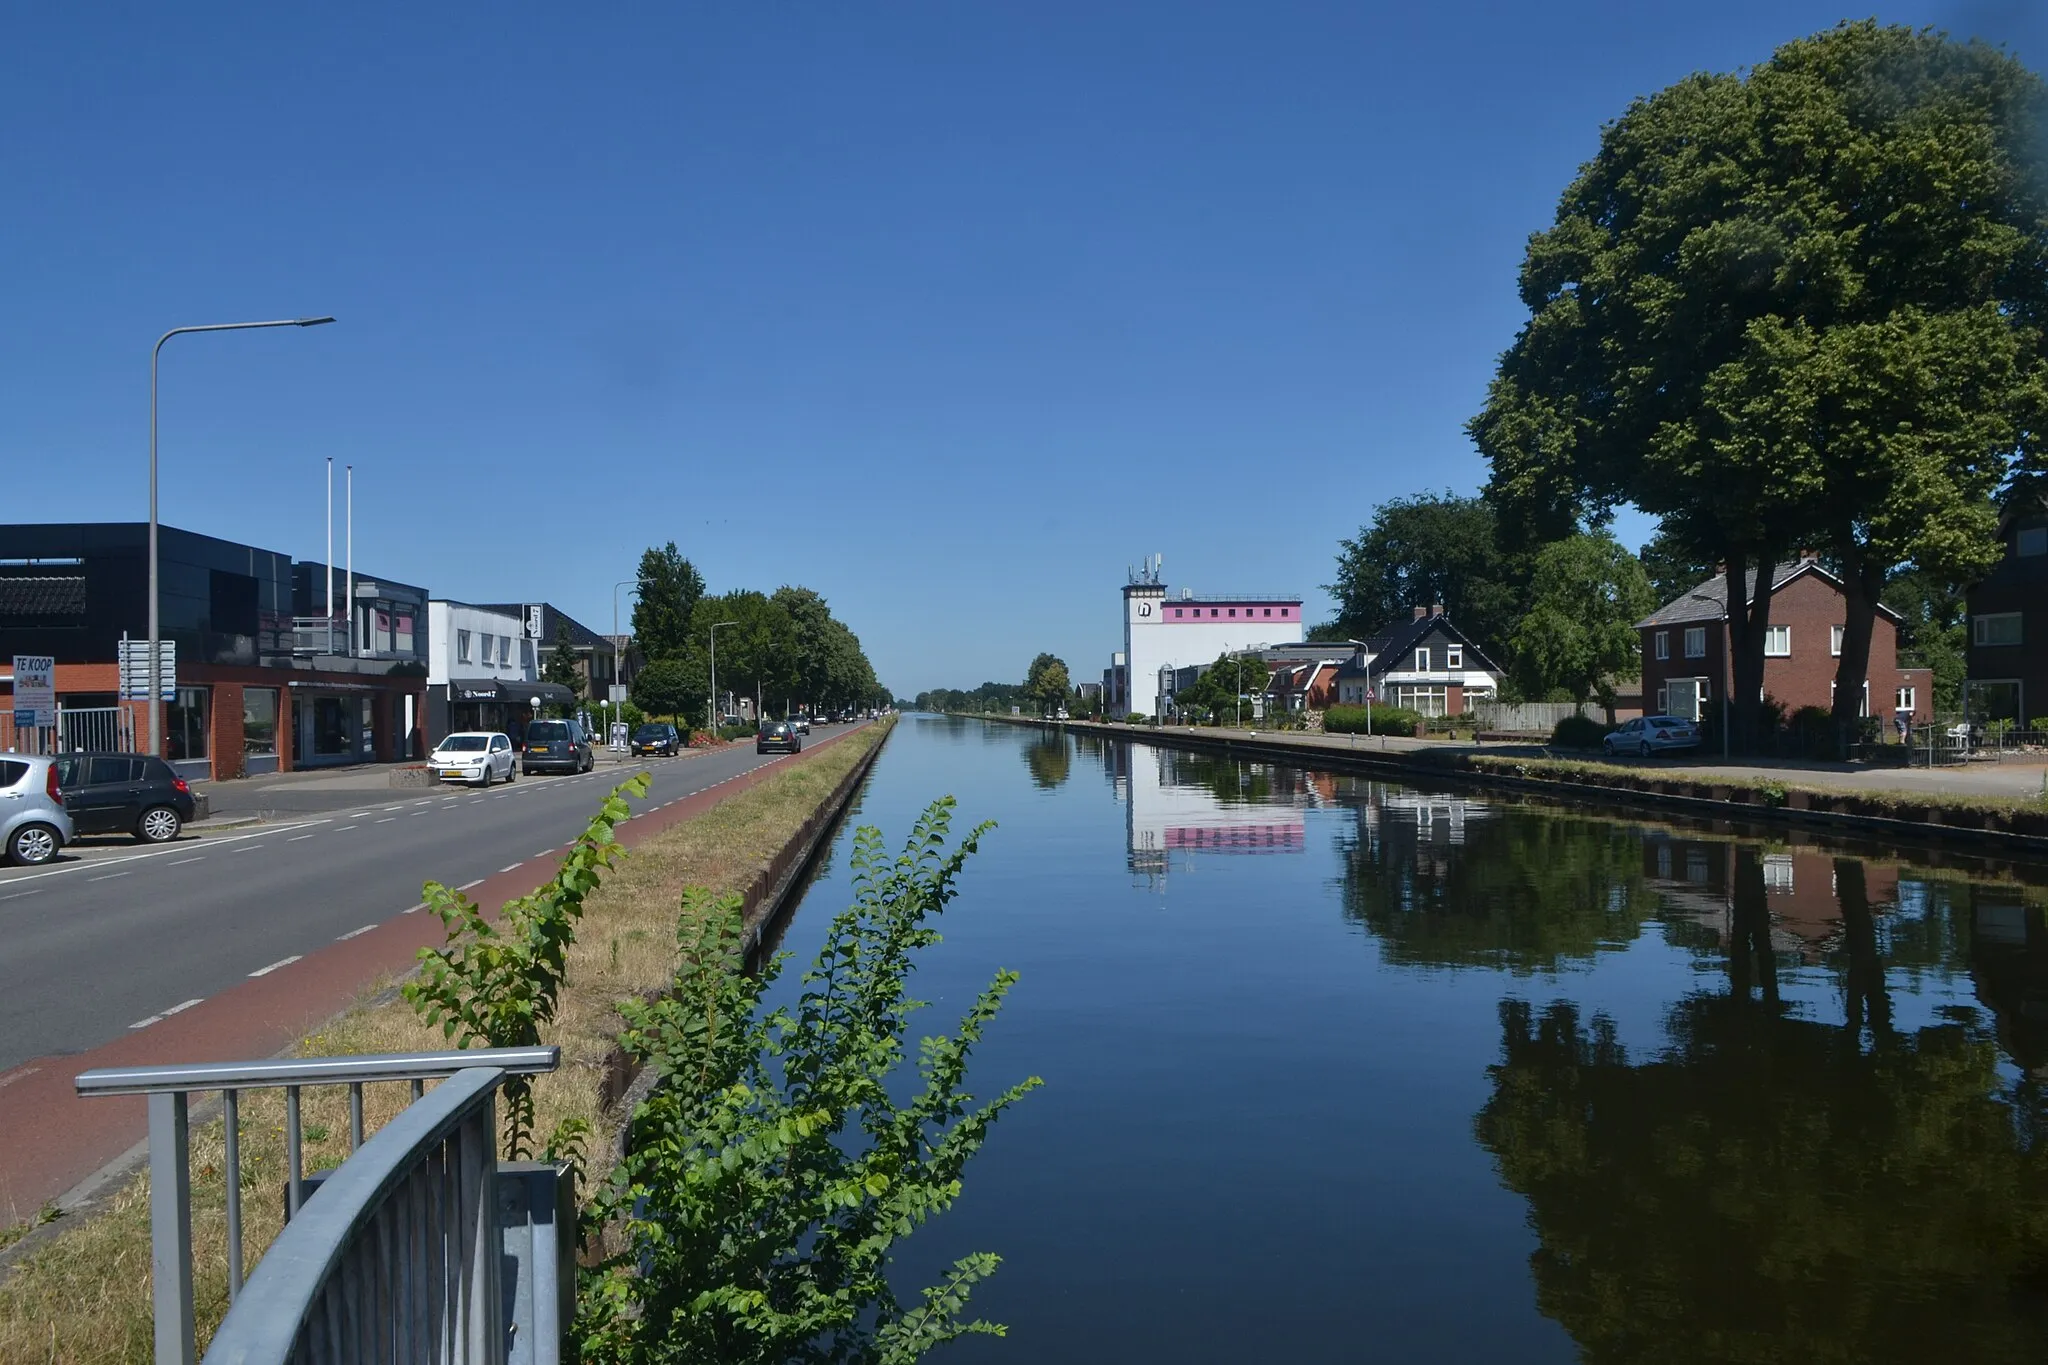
(1895, 685, 1916, 712)
(1683, 627, 1706, 659)
(1446, 644, 1463, 670)
(456, 629, 472, 665)
(1974, 613, 2024, 647)
(1830, 625, 1844, 656)
(499, 636, 511, 665)
(1414, 647, 1431, 672)
(1764, 625, 1791, 657)
(1654, 631, 1669, 660)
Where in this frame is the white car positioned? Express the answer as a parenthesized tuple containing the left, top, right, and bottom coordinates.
(791, 715, 811, 734)
(430, 732, 517, 786)
(1602, 715, 1701, 758)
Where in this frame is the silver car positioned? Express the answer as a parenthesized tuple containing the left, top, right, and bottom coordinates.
(1, 754, 76, 866)
(1602, 714, 1701, 758)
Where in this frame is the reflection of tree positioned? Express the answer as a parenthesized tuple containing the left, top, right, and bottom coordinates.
(1339, 807, 1655, 973)
(1024, 734, 1071, 789)
(1158, 749, 1276, 805)
(1476, 993, 2048, 1363)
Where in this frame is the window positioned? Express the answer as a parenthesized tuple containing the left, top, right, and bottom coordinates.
(1831, 625, 1844, 656)
(1392, 684, 1449, 716)
(1263, 608, 1272, 617)
(1414, 647, 1431, 671)
(1229, 608, 1236, 617)
(1683, 627, 1706, 658)
(1174, 609, 1183, 618)
(1447, 644, 1463, 670)
(1974, 613, 2024, 647)
(1895, 685, 1916, 712)
(499, 636, 511, 665)
(457, 629, 472, 664)
(1281, 608, 1290, 617)
(242, 688, 279, 757)
(1654, 631, 1669, 660)
(166, 686, 209, 761)
(1211, 609, 1219, 618)
(2018, 526, 2046, 557)
(1764, 625, 1791, 657)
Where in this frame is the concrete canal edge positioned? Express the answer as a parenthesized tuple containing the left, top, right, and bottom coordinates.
(601, 718, 893, 1142)
(991, 715, 2048, 861)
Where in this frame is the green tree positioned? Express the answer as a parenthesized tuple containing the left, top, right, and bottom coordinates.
(1509, 532, 1657, 721)
(693, 591, 796, 715)
(630, 656, 705, 728)
(1883, 567, 1969, 713)
(1023, 653, 1071, 716)
(1636, 525, 1717, 606)
(543, 620, 585, 703)
(632, 542, 707, 661)
(1474, 22, 2048, 751)
(1174, 652, 1272, 720)
(1326, 493, 1519, 656)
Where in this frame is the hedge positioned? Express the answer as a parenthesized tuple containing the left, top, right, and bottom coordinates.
(1549, 714, 1613, 749)
(1324, 704, 1426, 737)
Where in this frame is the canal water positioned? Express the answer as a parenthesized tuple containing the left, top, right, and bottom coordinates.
(769, 716, 2048, 1362)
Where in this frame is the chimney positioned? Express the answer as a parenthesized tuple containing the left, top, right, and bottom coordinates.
(1430, 603, 1445, 617)
(1413, 606, 1427, 621)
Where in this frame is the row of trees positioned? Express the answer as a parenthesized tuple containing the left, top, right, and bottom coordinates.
(1462, 22, 2048, 747)
(624, 541, 886, 727)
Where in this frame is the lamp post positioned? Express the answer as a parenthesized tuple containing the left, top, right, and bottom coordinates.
(708, 620, 739, 734)
(611, 581, 639, 746)
(149, 317, 333, 756)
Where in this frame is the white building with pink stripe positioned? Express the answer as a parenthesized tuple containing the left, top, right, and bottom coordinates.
(1106, 557, 1304, 718)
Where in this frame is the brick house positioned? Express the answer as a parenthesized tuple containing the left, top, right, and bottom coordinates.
(1636, 557, 1930, 729)
(1964, 488, 2048, 725)
(1330, 606, 1505, 717)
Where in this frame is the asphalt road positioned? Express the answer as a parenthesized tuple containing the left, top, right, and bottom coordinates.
(0, 726, 853, 1073)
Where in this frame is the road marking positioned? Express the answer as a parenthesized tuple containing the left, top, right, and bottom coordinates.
(382, 806, 403, 813)
(288, 833, 317, 842)
(351, 811, 374, 818)
(0, 1066, 42, 1091)
(336, 924, 378, 941)
(231, 843, 265, 854)
(499, 863, 522, 873)
(457, 879, 484, 891)
(0, 887, 43, 901)
(248, 956, 301, 977)
(403, 901, 426, 914)
(375, 817, 396, 824)
(90, 870, 132, 881)
(168, 856, 206, 866)
(336, 824, 358, 833)
(130, 998, 204, 1029)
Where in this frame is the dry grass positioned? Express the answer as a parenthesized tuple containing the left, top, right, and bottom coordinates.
(0, 722, 887, 1364)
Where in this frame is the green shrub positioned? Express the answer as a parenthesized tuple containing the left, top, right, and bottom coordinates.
(1325, 704, 1426, 737)
(1549, 714, 1613, 749)
(1124, 711, 1148, 724)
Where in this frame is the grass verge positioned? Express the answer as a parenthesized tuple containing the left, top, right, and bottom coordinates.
(0, 720, 888, 1364)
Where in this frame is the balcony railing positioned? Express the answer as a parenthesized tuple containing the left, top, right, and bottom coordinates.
(76, 1046, 564, 1365)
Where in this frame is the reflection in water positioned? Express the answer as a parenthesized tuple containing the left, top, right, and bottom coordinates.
(1107, 741, 1331, 878)
(1023, 732, 1072, 789)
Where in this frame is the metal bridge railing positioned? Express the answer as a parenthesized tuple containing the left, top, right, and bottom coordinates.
(76, 1046, 563, 1365)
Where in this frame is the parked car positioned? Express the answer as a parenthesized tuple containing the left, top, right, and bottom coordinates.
(1, 755, 74, 865)
(757, 720, 802, 755)
(522, 718, 595, 775)
(789, 715, 810, 735)
(1602, 715, 1701, 757)
(429, 732, 517, 786)
(52, 753, 195, 844)
(630, 722, 683, 756)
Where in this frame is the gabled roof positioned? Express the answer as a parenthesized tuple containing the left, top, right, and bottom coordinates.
(1335, 614, 1503, 679)
(1635, 560, 1902, 629)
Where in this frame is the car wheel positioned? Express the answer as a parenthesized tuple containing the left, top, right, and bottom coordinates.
(1638, 740, 1652, 758)
(7, 822, 61, 866)
(135, 805, 183, 844)
(480, 764, 493, 788)
(505, 761, 515, 783)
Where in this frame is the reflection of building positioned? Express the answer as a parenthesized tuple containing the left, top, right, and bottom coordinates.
(1114, 744, 1323, 879)
(1643, 837, 1902, 962)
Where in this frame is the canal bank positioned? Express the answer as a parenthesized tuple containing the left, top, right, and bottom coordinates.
(754, 716, 2048, 1362)
(989, 715, 2048, 859)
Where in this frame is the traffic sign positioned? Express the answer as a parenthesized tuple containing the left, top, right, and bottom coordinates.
(11, 655, 55, 728)
(117, 640, 177, 701)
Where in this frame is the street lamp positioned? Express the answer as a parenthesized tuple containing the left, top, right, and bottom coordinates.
(610, 581, 639, 747)
(148, 316, 334, 756)
(708, 620, 739, 733)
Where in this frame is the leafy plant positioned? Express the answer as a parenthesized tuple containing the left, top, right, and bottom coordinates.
(1549, 714, 1613, 750)
(1758, 780, 1790, 808)
(405, 771, 652, 1156)
(1326, 704, 1427, 737)
(578, 797, 1041, 1364)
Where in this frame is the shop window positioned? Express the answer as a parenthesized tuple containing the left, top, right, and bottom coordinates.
(313, 696, 354, 755)
(166, 687, 209, 760)
(243, 687, 279, 757)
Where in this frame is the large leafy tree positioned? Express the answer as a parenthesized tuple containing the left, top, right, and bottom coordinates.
(1474, 22, 2048, 751)
(629, 656, 705, 728)
(631, 542, 707, 660)
(1636, 525, 1717, 606)
(1883, 566, 1970, 713)
(693, 591, 796, 716)
(1326, 493, 1519, 656)
(1022, 653, 1070, 716)
(1509, 532, 1657, 720)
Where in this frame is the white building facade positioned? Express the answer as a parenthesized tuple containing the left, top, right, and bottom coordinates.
(1109, 560, 1305, 718)
(424, 600, 569, 742)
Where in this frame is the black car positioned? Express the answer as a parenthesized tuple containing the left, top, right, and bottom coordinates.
(757, 720, 802, 755)
(521, 719, 595, 775)
(630, 722, 683, 756)
(54, 753, 197, 843)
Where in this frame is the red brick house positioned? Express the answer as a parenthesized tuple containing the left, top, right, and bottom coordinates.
(1636, 557, 1930, 729)
(1964, 487, 2048, 725)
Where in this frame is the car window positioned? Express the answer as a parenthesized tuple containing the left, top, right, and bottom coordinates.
(0, 760, 27, 788)
(55, 756, 84, 786)
(88, 756, 140, 784)
(141, 758, 177, 781)
(440, 735, 490, 751)
(491, 736, 507, 751)
(527, 721, 568, 741)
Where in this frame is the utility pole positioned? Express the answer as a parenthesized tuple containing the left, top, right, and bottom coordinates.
(708, 621, 738, 734)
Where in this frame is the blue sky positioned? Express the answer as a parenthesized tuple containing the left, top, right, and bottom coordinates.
(6, 3, 2045, 696)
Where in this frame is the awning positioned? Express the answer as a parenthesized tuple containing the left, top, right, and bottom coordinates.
(448, 679, 576, 705)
